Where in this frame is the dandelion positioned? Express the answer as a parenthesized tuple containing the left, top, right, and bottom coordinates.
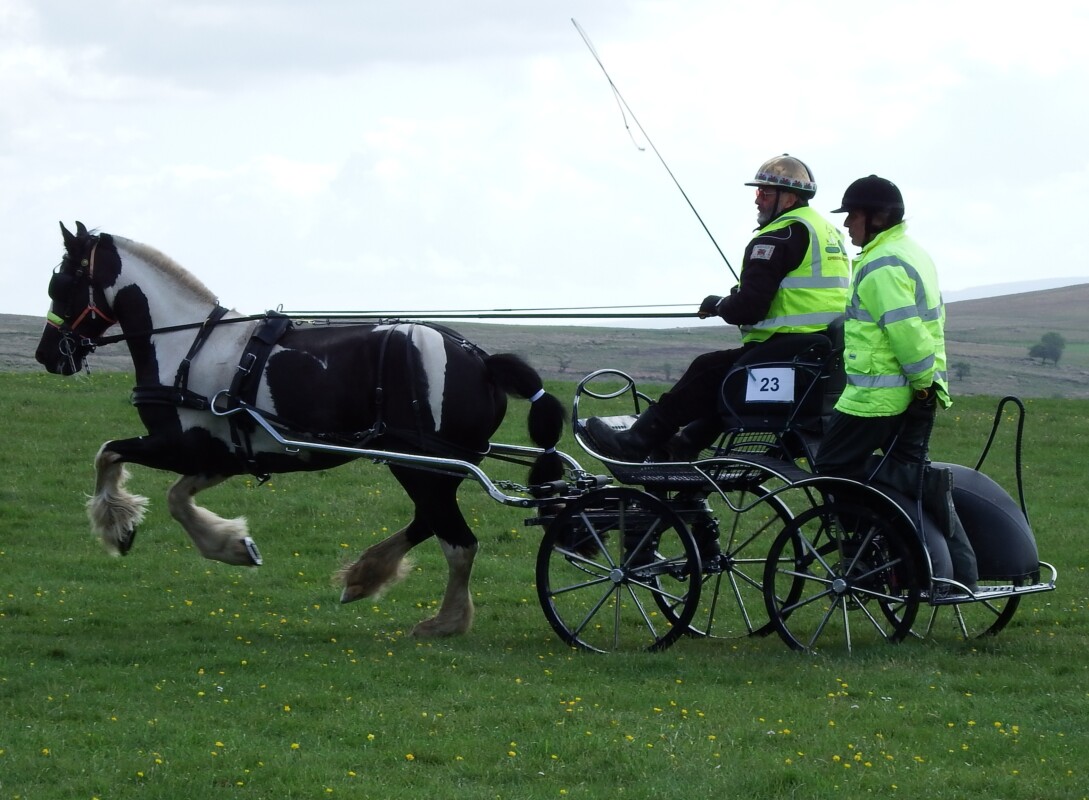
(405, 753, 415, 761)
(291, 743, 301, 750)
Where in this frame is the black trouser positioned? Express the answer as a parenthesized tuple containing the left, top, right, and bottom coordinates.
(816, 403, 978, 586)
(651, 340, 769, 430)
(816, 404, 931, 486)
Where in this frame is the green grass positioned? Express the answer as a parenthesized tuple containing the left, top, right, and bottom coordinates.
(1, 372, 1087, 799)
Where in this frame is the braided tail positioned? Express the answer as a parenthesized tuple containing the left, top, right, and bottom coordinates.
(484, 353, 565, 485)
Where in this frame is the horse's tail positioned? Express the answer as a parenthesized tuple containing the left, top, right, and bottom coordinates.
(484, 353, 565, 485)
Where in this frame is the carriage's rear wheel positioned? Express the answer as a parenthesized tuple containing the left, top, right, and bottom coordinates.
(763, 500, 922, 653)
(536, 488, 701, 653)
(653, 487, 795, 639)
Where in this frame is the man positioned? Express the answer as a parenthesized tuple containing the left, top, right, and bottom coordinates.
(585, 154, 850, 461)
(815, 174, 977, 590)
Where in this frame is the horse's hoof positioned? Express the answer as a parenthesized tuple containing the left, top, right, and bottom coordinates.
(411, 617, 469, 638)
(242, 536, 263, 566)
(117, 527, 138, 556)
(340, 585, 364, 604)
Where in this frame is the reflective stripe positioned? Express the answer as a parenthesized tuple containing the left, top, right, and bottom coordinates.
(779, 274, 851, 289)
(902, 353, 936, 374)
(846, 373, 909, 388)
(880, 304, 920, 326)
(744, 310, 845, 332)
(776, 214, 825, 276)
(846, 366, 949, 389)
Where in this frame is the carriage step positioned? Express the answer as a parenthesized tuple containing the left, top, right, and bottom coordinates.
(926, 581, 1055, 605)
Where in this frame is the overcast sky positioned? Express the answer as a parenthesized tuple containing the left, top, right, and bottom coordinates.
(4, 0, 1088, 326)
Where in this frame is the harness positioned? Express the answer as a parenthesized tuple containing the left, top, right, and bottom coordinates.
(130, 314, 491, 477)
(131, 310, 297, 475)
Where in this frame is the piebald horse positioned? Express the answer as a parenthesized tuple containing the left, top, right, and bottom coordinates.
(35, 222, 565, 637)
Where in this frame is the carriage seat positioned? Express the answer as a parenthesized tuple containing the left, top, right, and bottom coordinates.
(713, 331, 844, 464)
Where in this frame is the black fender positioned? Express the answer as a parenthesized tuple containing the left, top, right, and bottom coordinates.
(935, 462, 1040, 582)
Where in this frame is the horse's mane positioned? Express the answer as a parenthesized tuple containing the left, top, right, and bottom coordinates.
(113, 235, 219, 304)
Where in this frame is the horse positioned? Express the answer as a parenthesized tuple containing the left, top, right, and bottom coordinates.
(35, 221, 565, 637)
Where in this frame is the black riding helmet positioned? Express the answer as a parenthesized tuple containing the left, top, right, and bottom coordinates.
(833, 174, 905, 238)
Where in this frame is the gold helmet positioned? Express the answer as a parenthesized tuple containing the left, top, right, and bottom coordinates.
(744, 154, 817, 197)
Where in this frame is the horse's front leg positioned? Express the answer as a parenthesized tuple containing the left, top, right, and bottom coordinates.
(87, 443, 149, 556)
(167, 474, 262, 566)
(337, 519, 429, 604)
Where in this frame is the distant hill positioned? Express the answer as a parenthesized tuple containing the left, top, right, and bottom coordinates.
(944, 276, 1089, 302)
(6, 282, 1089, 398)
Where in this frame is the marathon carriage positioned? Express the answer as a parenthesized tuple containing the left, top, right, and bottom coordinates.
(531, 333, 1057, 653)
(36, 223, 1056, 652)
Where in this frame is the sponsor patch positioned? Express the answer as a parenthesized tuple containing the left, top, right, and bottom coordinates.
(750, 243, 776, 260)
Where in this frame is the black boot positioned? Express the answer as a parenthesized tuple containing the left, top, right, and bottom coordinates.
(585, 405, 674, 462)
(666, 418, 722, 462)
(923, 466, 978, 591)
(922, 466, 956, 539)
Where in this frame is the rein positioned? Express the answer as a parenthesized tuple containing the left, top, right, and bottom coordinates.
(91, 313, 269, 347)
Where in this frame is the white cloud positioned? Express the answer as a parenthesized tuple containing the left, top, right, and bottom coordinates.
(3, 0, 1088, 327)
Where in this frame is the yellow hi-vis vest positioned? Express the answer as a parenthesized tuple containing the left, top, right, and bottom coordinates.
(835, 222, 951, 417)
(740, 205, 851, 344)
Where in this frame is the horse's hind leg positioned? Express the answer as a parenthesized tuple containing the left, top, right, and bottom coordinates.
(398, 469, 479, 638)
(87, 444, 149, 556)
(412, 539, 478, 638)
(167, 474, 262, 566)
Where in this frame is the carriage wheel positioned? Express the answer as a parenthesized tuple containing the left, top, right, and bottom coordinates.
(536, 488, 701, 653)
(917, 586, 1022, 640)
(653, 487, 795, 639)
(763, 500, 922, 653)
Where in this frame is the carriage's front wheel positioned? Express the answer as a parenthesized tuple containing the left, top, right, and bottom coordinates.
(536, 488, 701, 653)
(763, 500, 922, 653)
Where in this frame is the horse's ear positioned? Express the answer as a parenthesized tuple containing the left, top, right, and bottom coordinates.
(60, 221, 77, 252)
(76, 221, 88, 237)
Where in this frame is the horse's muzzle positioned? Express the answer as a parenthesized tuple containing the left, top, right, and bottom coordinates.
(35, 325, 85, 375)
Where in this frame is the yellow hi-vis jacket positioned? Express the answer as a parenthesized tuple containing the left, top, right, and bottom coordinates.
(741, 205, 851, 344)
(835, 222, 951, 417)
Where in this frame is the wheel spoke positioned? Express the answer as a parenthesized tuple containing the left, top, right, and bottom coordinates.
(764, 499, 921, 652)
(537, 488, 701, 653)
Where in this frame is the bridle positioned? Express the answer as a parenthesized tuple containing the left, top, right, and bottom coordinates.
(45, 235, 117, 371)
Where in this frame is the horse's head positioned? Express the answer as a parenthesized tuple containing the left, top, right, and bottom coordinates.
(35, 221, 119, 375)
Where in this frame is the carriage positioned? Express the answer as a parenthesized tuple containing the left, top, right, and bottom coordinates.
(37, 223, 1057, 652)
(531, 336, 1057, 653)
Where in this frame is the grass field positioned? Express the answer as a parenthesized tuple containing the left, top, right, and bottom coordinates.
(2, 371, 1087, 799)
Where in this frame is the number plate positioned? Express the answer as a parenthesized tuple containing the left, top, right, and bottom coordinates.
(745, 367, 794, 403)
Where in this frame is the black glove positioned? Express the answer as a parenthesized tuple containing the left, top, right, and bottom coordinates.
(698, 295, 724, 319)
(911, 382, 940, 411)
